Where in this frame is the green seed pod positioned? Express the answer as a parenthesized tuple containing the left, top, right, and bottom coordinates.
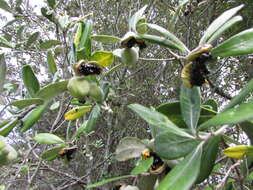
(67, 76, 90, 101)
(89, 83, 104, 103)
(121, 47, 139, 66)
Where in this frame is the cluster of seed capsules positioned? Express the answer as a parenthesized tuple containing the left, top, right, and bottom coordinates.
(181, 44, 213, 88)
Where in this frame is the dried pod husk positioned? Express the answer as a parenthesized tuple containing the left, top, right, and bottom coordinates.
(89, 83, 104, 103)
(121, 47, 139, 66)
(58, 146, 78, 161)
(120, 32, 146, 49)
(67, 76, 90, 101)
(73, 60, 103, 76)
(141, 149, 168, 175)
(186, 44, 213, 61)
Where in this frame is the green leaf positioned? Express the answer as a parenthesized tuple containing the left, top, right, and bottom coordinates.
(180, 85, 201, 134)
(136, 18, 147, 35)
(196, 136, 221, 183)
(21, 103, 49, 132)
(91, 35, 120, 43)
(41, 7, 55, 23)
(207, 16, 243, 45)
(0, 120, 11, 129)
(64, 105, 92, 120)
(41, 146, 65, 161)
(36, 80, 68, 101)
(145, 23, 189, 53)
(40, 40, 62, 50)
(47, 50, 57, 74)
(128, 104, 193, 138)
(83, 104, 101, 133)
(34, 133, 65, 144)
(22, 64, 40, 97)
(156, 143, 203, 190)
(115, 137, 147, 161)
(129, 5, 147, 32)
(87, 175, 133, 188)
(199, 100, 253, 130)
(17, 25, 25, 40)
(10, 98, 44, 109)
(131, 157, 153, 175)
(137, 175, 158, 190)
(156, 102, 188, 128)
(240, 122, 253, 145)
(223, 78, 253, 111)
(76, 21, 92, 60)
(26, 32, 40, 47)
(0, 0, 11, 13)
(50, 101, 60, 110)
(211, 28, 253, 57)
(199, 4, 244, 45)
(46, 0, 55, 8)
(0, 36, 13, 48)
(139, 34, 184, 52)
(154, 131, 199, 160)
(156, 102, 216, 128)
(203, 99, 218, 112)
(90, 51, 114, 67)
(224, 145, 253, 159)
(0, 119, 19, 136)
(0, 53, 6, 91)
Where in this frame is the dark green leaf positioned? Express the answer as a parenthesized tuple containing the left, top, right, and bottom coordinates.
(41, 7, 55, 23)
(203, 99, 218, 112)
(36, 80, 68, 101)
(196, 136, 221, 183)
(40, 40, 62, 50)
(145, 23, 189, 53)
(76, 21, 92, 60)
(115, 137, 147, 161)
(199, 5, 244, 45)
(17, 25, 25, 40)
(137, 175, 158, 190)
(156, 143, 203, 190)
(199, 100, 253, 130)
(154, 131, 199, 159)
(0, 36, 13, 48)
(0, 0, 11, 13)
(34, 133, 65, 144)
(91, 35, 120, 43)
(180, 85, 201, 134)
(26, 32, 40, 47)
(10, 98, 44, 109)
(41, 146, 64, 161)
(87, 175, 133, 188)
(0, 120, 11, 129)
(223, 78, 253, 111)
(0, 53, 6, 91)
(240, 122, 253, 144)
(47, 50, 57, 74)
(211, 28, 253, 57)
(131, 157, 153, 175)
(21, 103, 49, 132)
(0, 119, 19, 136)
(46, 0, 56, 8)
(22, 64, 40, 97)
(83, 104, 101, 133)
(128, 104, 192, 138)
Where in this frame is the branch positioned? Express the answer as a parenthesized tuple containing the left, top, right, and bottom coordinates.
(215, 161, 241, 190)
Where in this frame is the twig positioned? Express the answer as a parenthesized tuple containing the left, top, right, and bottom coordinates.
(57, 154, 113, 190)
(206, 77, 232, 100)
(215, 161, 241, 190)
(139, 57, 175, 61)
